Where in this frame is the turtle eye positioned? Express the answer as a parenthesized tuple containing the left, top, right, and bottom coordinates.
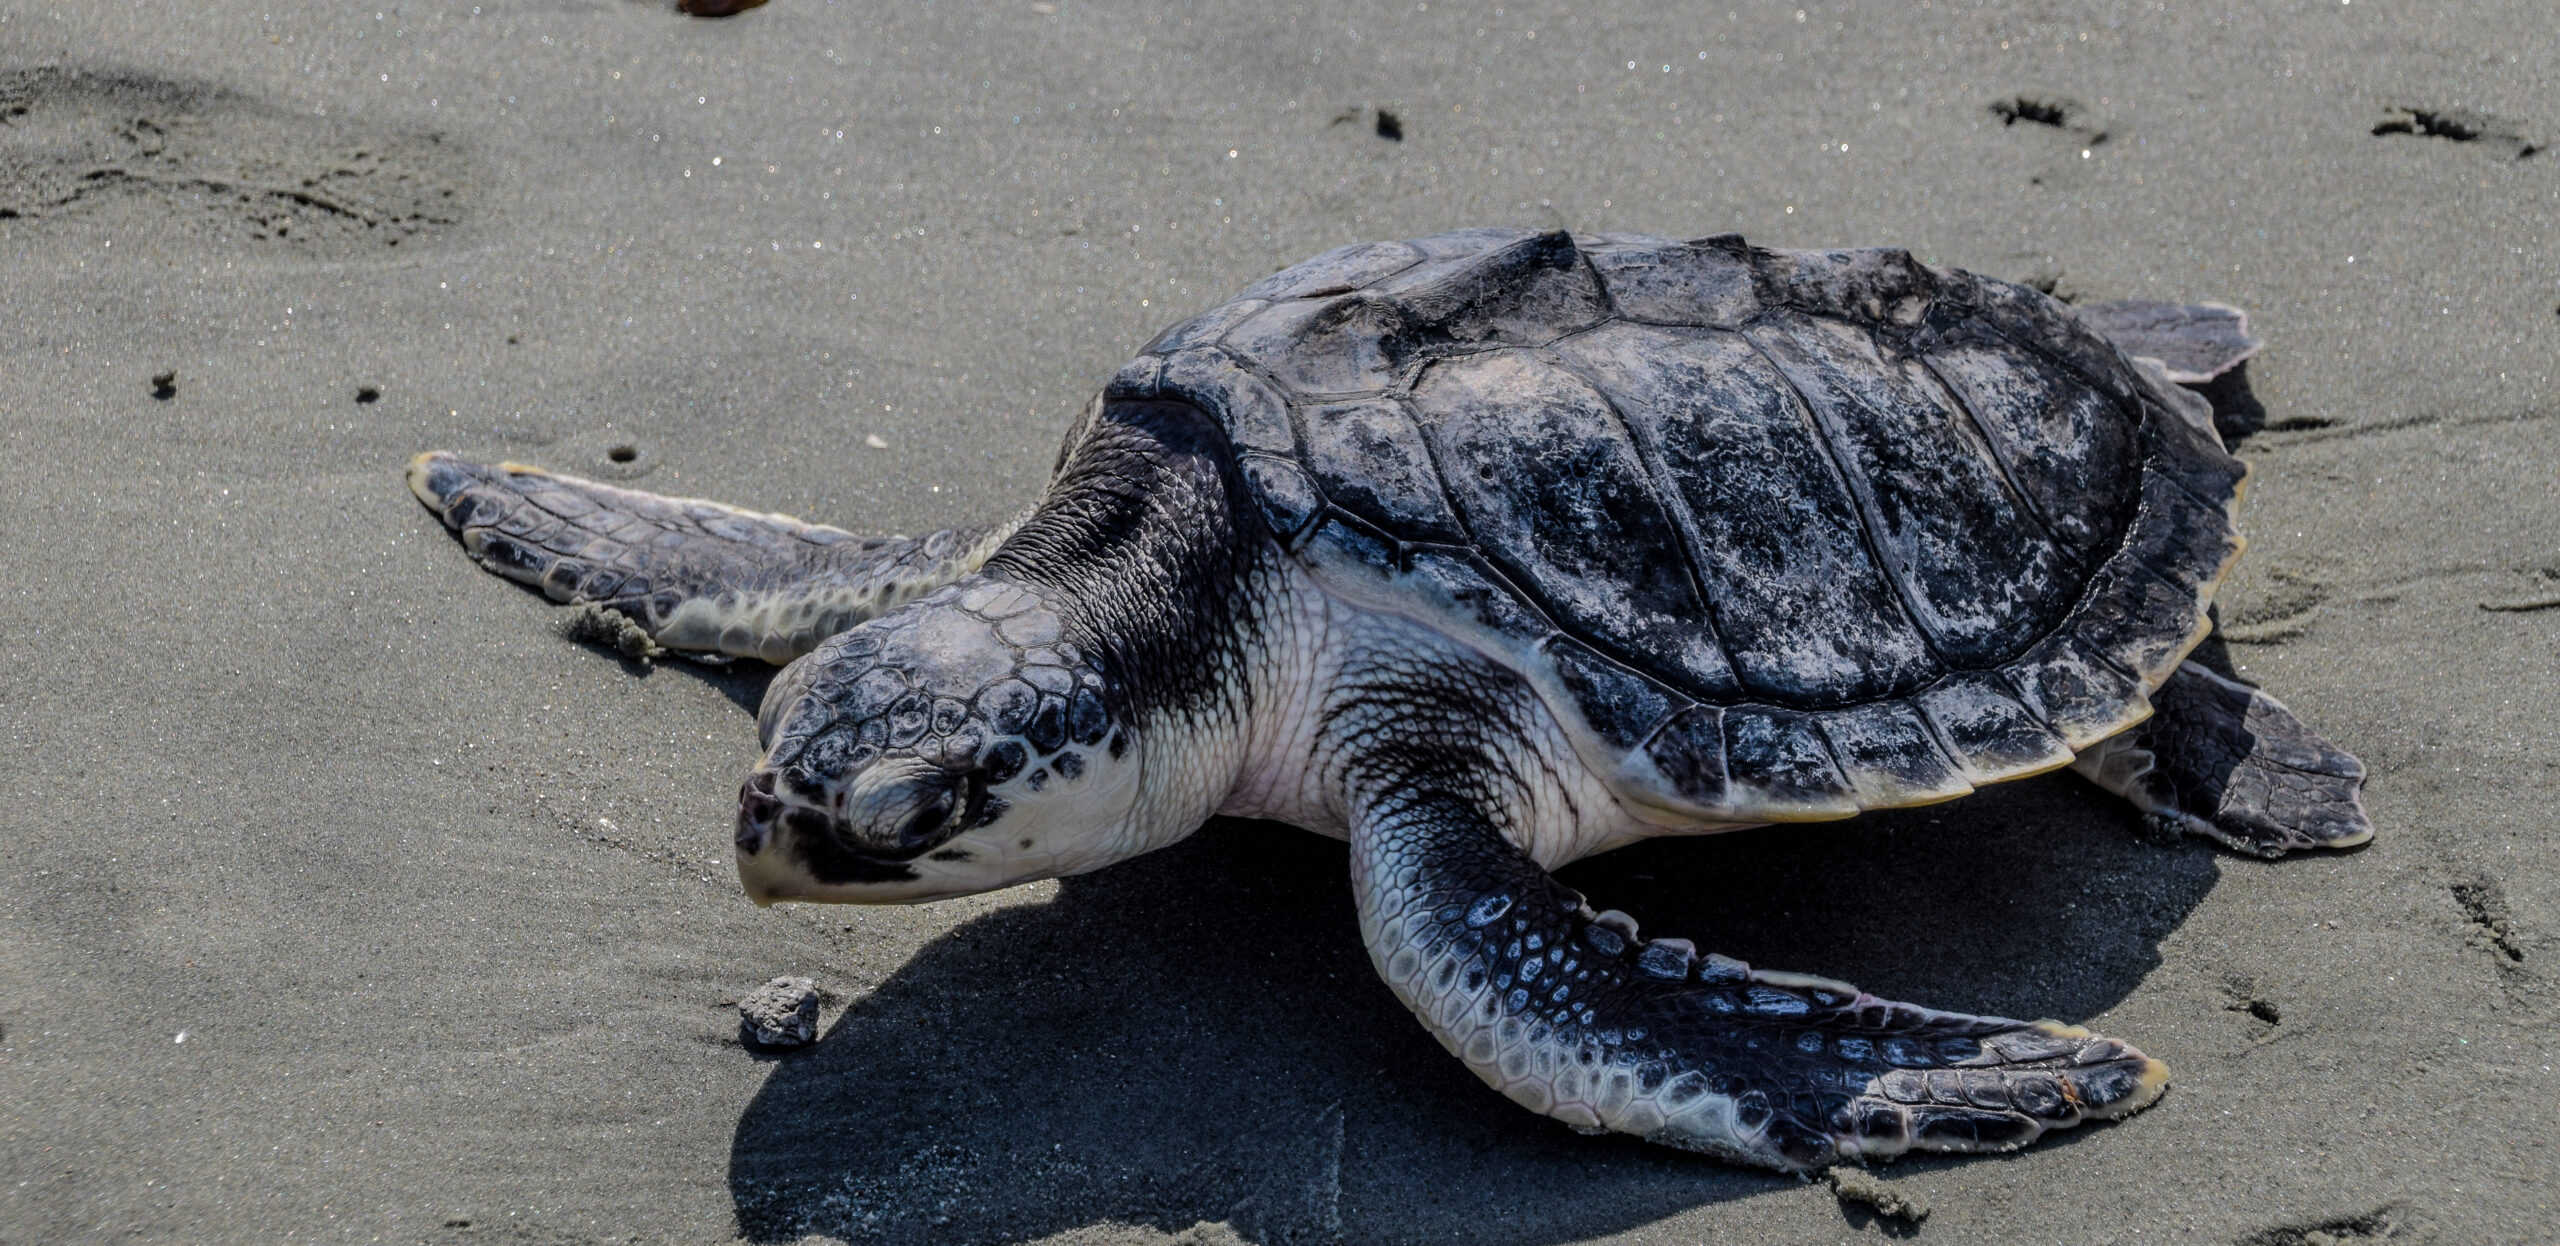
(891, 789, 957, 853)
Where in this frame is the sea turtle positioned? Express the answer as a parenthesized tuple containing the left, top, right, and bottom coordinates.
(408, 229, 2371, 1171)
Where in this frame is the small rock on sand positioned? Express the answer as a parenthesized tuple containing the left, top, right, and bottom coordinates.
(738, 976, 820, 1048)
(1829, 1167, 1928, 1226)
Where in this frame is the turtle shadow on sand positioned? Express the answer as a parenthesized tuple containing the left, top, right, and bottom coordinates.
(724, 779, 2218, 1245)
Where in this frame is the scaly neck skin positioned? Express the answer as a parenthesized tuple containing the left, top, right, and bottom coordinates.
(983, 398, 1284, 858)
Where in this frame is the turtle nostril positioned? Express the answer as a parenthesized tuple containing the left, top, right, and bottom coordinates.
(736, 773, 785, 854)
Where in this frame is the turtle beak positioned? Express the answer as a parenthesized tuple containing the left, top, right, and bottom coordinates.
(736, 855, 792, 907)
(735, 769, 790, 906)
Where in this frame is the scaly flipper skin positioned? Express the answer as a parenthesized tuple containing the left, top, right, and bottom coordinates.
(1349, 792, 2166, 1171)
(2074, 299, 2260, 384)
(408, 452, 1013, 663)
(2072, 661, 2372, 858)
(1330, 648, 2166, 1172)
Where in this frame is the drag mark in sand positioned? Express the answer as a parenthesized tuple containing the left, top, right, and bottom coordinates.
(2236, 1203, 2414, 1245)
(1330, 104, 1405, 142)
(1988, 94, 2109, 146)
(2451, 877, 2527, 966)
(0, 65, 464, 252)
(2226, 559, 2560, 643)
(2476, 568, 2560, 614)
(1989, 94, 2112, 189)
(2372, 106, 2545, 160)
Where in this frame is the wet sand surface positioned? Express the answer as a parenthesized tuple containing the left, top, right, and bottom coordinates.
(3, 2, 2554, 1242)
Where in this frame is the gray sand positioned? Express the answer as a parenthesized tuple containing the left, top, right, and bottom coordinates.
(3, 2, 2554, 1242)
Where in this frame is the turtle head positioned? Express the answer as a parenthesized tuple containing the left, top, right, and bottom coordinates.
(733, 579, 1147, 904)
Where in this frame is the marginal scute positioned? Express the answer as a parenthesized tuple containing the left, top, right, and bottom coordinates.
(2134, 357, 2219, 440)
(1543, 637, 1682, 754)
(1238, 452, 1322, 544)
(1817, 699, 1975, 809)
(1720, 706, 1858, 818)
(1300, 397, 1465, 542)
(1641, 706, 1730, 813)
(2004, 634, 2150, 750)
(2139, 391, 2248, 503)
(2070, 561, 2216, 688)
(1911, 672, 2073, 785)
(1161, 348, 1294, 454)
(2123, 470, 2244, 596)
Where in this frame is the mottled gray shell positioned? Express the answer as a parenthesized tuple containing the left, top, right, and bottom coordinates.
(1106, 229, 2246, 822)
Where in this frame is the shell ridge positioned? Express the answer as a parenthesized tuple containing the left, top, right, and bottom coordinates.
(1982, 665, 2067, 739)
(2079, 635, 2151, 689)
(1975, 314, 2144, 433)
(1380, 386, 1468, 535)
(1899, 689, 1985, 784)
(1570, 242, 1632, 325)
(1534, 346, 1747, 699)
(1735, 324, 1956, 671)
(1909, 350, 2077, 563)
(1398, 356, 1492, 583)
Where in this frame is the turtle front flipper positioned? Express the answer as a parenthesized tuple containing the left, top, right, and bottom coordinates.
(2072, 660, 2372, 858)
(408, 452, 1016, 663)
(1347, 790, 2167, 1171)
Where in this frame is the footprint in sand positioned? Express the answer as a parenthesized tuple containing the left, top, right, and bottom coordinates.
(0, 64, 466, 254)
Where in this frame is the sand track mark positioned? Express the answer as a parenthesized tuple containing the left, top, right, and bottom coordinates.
(2372, 106, 2544, 161)
(2237, 1203, 2418, 1245)
(0, 64, 463, 253)
(2451, 877, 2527, 966)
(1989, 94, 2109, 146)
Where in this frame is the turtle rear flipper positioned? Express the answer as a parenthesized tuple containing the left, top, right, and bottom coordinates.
(2072, 660, 2372, 858)
(2075, 299, 2260, 384)
(408, 452, 1011, 663)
